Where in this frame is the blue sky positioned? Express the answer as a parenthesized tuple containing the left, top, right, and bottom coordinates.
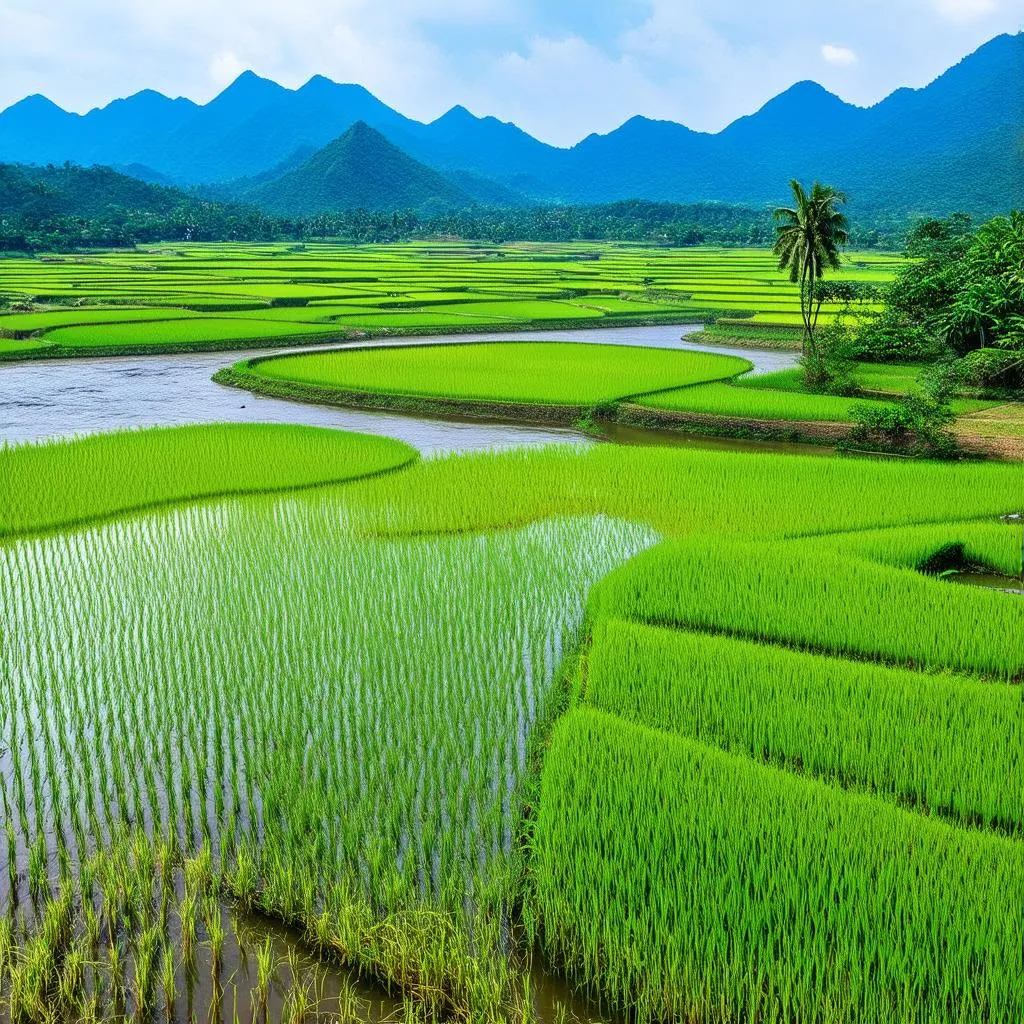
(2, 0, 1021, 144)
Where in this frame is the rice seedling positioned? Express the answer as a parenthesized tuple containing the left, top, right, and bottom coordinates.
(586, 619, 1024, 830)
(253, 936, 276, 1020)
(161, 944, 176, 1021)
(2, 409, 1021, 1022)
(0, 422, 415, 538)
(636, 378, 895, 421)
(338, 442, 1023, 541)
(533, 708, 1024, 1024)
(0, 914, 12, 980)
(204, 898, 226, 973)
(240, 341, 749, 411)
(178, 893, 198, 969)
(588, 533, 1024, 679)
(133, 924, 161, 1014)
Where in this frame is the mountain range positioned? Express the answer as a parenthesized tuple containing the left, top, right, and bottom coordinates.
(1, 32, 1021, 217)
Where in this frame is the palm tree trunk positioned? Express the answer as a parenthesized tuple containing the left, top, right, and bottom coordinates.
(800, 262, 814, 358)
(806, 264, 817, 360)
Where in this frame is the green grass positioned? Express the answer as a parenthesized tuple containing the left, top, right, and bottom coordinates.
(41, 317, 338, 349)
(534, 708, 1024, 1024)
(248, 342, 751, 408)
(0, 423, 415, 536)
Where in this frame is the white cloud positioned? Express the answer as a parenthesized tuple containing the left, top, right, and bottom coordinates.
(934, 0, 999, 21)
(484, 35, 673, 143)
(209, 50, 245, 88)
(821, 44, 858, 66)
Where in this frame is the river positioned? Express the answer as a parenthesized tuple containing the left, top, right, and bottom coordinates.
(0, 323, 797, 453)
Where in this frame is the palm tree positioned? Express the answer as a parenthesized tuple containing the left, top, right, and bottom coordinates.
(773, 180, 849, 362)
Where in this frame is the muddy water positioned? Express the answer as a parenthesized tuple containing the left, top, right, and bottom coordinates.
(0, 324, 796, 453)
(950, 570, 1024, 595)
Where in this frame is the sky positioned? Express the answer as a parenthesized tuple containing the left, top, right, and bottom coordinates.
(1, 0, 1022, 145)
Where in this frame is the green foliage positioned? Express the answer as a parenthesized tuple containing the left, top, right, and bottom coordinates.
(860, 211, 1024, 366)
(947, 346, 1024, 391)
(0, 161, 914, 252)
(849, 309, 942, 361)
(848, 388, 958, 457)
(0, 423, 414, 536)
(797, 321, 859, 394)
(933, 210, 1024, 355)
(246, 123, 474, 216)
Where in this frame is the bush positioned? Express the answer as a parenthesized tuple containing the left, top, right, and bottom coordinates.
(846, 390, 958, 458)
(950, 348, 1024, 392)
(850, 312, 943, 363)
(802, 322, 859, 395)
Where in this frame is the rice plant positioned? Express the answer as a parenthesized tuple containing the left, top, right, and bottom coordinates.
(533, 708, 1024, 1024)
(586, 619, 1024, 830)
(0, 422, 415, 537)
(0, 476, 653, 1017)
(245, 342, 749, 408)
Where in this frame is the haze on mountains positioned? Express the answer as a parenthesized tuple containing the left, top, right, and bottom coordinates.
(0, 32, 1020, 217)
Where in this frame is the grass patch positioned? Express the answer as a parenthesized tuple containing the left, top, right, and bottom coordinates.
(0, 423, 415, 536)
(245, 341, 750, 409)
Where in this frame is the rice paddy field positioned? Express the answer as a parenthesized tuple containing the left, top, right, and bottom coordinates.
(223, 340, 1001, 445)
(240, 343, 750, 411)
(0, 241, 897, 359)
(2, 404, 1023, 1023)
(2, 238, 1022, 1022)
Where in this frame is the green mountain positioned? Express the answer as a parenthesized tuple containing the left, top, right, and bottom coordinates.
(246, 122, 475, 215)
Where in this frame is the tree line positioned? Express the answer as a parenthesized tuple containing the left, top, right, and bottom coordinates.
(0, 163, 909, 253)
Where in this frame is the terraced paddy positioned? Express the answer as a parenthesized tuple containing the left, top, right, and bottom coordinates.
(0, 241, 897, 359)
(2, 408, 1023, 1023)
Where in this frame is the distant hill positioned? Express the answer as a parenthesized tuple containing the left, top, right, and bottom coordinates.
(243, 122, 476, 214)
(0, 162, 187, 219)
(0, 161, 907, 253)
(1, 33, 1020, 216)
